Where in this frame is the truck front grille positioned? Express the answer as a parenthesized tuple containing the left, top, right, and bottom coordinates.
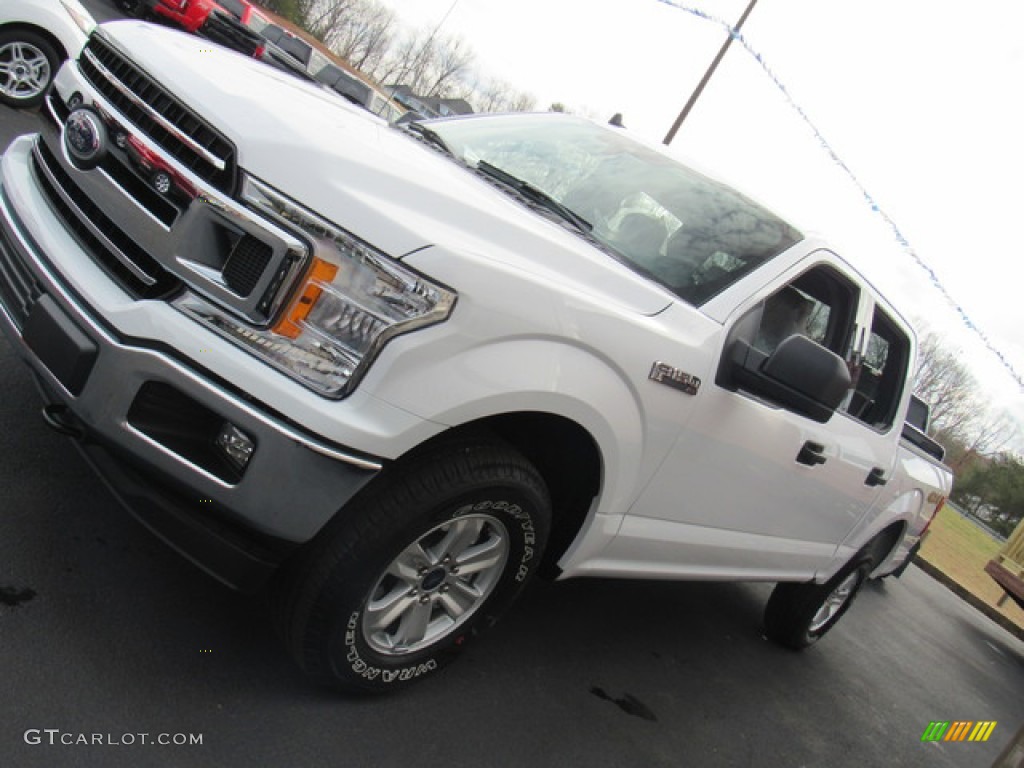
(31, 140, 181, 299)
(0, 200, 44, 330)
(79, 35, 237, 193)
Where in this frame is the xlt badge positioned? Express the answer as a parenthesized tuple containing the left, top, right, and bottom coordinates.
(649, 362, 701, 395)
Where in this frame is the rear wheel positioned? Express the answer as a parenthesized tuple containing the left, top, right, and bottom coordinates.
(764, 557, 872, 649)
(276, 439, 550, 693)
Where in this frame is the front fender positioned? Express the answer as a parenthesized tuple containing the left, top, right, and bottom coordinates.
(359, 245, 710, 534)
(368, 334, 647, 524)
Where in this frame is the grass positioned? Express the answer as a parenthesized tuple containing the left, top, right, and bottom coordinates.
(917, 504, 1024, 629)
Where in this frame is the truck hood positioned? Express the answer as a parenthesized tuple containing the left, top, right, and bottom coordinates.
(98, 22, 673, 316)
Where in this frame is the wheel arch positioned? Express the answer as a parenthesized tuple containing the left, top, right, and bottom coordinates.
(359, 328, 665, 573)
(863, 520, 906, 564)
(0, 23, 71, 61)
(393, 411, 604, 578)
(831, 519, 907, 582)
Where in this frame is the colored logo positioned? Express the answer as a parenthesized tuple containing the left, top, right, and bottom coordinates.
(921, 721, 997, 743)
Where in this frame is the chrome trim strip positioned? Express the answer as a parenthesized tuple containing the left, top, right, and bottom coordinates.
(82, 47, 227, 172)
(125, 421, 236, 488)
(32, 141, 158, 287)
(134, 342, 383, 470)
(43, 91, 62, 126)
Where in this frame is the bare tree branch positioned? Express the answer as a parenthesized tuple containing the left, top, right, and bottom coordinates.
(914, 328, 1014, 462)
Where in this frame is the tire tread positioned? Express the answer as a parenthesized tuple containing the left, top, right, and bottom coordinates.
(273, 437, 549, 691)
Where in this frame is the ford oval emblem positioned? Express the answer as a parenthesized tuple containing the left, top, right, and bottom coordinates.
(64, 106, 108, 170)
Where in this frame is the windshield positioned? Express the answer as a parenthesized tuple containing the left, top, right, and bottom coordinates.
(427, 114, 801, 305)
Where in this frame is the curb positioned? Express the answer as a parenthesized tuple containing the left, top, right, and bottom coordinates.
(912, 557, 1024, 642)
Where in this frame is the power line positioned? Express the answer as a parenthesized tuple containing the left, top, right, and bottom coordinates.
(655, 0, 1024, 390)
(663, 0, 758, 144)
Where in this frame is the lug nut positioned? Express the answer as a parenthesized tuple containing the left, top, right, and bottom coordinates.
(419, 595, 430, 604)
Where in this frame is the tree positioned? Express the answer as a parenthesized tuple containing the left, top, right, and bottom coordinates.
(914, 331, 977, 439)
(259, 0, 318, 27)
(368, 27, 475, 98)
(260, 0, 540, 114)
(326, 0, 396, 73)
(913, 329, 1015, 467)
(952, 453, 1024, 537)
(304, 0, 358, 42)
(469, 76, 537, 113)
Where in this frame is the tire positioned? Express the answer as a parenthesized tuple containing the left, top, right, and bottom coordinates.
(276, 438, 550, 693)
(0, 29, 61, 109)
(764, 556, 872, 650)
(152, 170, 172, 196)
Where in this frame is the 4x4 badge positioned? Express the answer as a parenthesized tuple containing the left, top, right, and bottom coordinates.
(649, 362, 701, 395)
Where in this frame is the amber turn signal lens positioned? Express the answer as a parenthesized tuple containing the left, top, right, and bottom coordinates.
(273, 258, 339, 339)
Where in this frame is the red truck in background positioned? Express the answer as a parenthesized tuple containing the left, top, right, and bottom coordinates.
(117, 0, 265, 57)
(116, 0, 320, 80)
(118, 0, 251, 33)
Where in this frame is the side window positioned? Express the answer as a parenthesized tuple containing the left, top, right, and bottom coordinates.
(842, 308, 910, 430)
(716, 263, 860, 423)
(752, 266, 858, 358)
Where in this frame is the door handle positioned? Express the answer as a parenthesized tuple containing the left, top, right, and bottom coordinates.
(796, 441, 827, 466)
(865, 467, 888, 487)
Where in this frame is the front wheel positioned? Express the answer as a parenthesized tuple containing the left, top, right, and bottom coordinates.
(0, 30, 60, 109)
(764, 557, 872, 649)
(276, 439, 550, 693)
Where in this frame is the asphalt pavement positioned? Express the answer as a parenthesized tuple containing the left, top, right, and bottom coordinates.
(1, 16, 1022, 768)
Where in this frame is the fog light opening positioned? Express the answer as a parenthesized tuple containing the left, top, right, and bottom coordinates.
(216, 422, 255, 471)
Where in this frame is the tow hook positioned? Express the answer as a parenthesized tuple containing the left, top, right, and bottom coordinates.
(41, 404, 86, 439)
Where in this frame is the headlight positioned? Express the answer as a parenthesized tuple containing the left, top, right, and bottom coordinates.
(174, 176, 456, 398)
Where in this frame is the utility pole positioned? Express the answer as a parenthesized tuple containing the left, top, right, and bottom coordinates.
(663, 0, 759, 145)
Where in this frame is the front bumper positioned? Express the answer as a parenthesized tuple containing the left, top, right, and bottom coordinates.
(0, 136, 382, 591)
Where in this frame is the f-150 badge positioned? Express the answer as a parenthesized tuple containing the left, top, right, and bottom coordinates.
(649, 362, 701, 395)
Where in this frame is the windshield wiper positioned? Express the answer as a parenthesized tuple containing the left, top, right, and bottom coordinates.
(475, 160, 592, 234)
(401, 121, 453, 156)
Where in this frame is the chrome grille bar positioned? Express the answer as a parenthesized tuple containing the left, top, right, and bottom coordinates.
(82, 48, 225, 171)
(79, 35, 236, 192)
(33, 142, 157, 287)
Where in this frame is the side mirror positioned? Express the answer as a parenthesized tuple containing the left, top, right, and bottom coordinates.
(726, 335, 851, 423)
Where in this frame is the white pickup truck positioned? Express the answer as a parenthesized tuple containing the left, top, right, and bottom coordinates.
(0, 22, 952, 692)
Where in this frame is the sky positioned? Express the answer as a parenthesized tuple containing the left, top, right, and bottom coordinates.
(378, 0, 1024, 452)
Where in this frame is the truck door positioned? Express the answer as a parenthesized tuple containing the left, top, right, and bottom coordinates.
(610, 258, 909, 581)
